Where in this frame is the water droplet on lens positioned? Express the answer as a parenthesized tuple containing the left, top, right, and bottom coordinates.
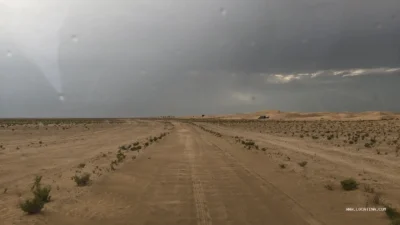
(58, 94, 65, 101)
(220, 8, 227, 16)
(6, 50, 12, 57)
(71, 35, 79, 43)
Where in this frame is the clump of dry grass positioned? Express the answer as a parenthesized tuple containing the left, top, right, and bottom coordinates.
(73, 173, 91, 186)
(363, 184, 375, 193)
(373, 193, 381, 205)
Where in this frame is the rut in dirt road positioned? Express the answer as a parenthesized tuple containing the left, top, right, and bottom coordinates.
(44, 123, 320, 225)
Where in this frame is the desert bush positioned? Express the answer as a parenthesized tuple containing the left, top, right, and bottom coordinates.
(117, 151, 126, 162)
(73, 173, 91, 186)
(131, 146, 142, 151)
(298, 161, 308, 167)
(324, 184, 334, 190)
(386, 206, 400, 220)
(30, 176, 51, 203)
(19, 197, 44, 214)
(119, 145, 128, 150)
(20, 176, 51, 214)
(78, 163, 86, 169)
(32, 185, 51, 203)
(340, 178, 358, 191)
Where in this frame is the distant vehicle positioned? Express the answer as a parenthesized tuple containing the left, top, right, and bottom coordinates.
(257, 115, 269, 119)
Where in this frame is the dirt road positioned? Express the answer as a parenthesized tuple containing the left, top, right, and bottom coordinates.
(40, 122, 318, 225)
(1, 121, 391, 224)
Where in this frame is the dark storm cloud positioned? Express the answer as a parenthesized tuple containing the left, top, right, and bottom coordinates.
(1, 0, 400, 117)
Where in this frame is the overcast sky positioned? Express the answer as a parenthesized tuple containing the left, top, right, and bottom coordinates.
(1, 0, 400, 118)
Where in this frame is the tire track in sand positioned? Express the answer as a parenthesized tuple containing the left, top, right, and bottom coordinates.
(179, 127, 212, 225)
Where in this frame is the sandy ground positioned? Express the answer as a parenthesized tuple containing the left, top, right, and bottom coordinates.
(0, 118, 397, 225)
(184, 110, 400, 121)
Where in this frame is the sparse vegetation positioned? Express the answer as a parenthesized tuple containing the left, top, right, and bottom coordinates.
(373, 193, 381, 205)
(116, 151, 126, 162)
(4, 116, 400, 223)
(298, 161, 308, 167)
(19, 197, 44, 214)
(385, 205, 400, 220)
(73, 173, 91, 186)
(340, 178, 358, 191)
(19, 176, 51, 214)
(363, 184, 375, 193)
(324, 184, 334, 190)
(193, 118, 400, 157)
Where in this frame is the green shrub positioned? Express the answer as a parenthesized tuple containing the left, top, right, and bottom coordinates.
(19, 197, 44, 214)
(33, 185, 51, 203)
(30, 176, 51, 203)
(298, 161, 308, 167)
(386, 206, 400, 220)
(73, 173, 91, 186)
(340, 178, 358, 191)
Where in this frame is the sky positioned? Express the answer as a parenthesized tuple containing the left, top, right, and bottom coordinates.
(1, 0, 400, 118)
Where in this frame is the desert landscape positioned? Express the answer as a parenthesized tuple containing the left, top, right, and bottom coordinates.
(1, 111, 400, 225)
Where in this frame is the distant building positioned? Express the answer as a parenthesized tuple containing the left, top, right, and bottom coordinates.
(257, 115, 269, 119)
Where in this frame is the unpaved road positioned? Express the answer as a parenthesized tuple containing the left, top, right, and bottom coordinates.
(0, 121, 392, 225)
